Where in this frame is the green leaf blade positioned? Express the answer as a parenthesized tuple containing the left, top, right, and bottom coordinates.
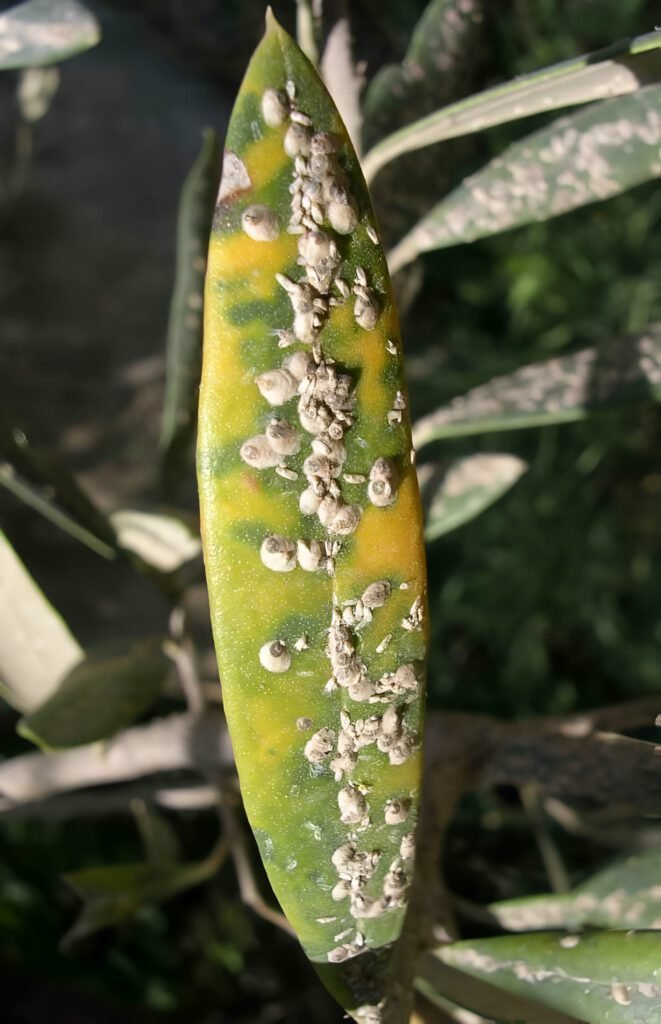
(362, 30, 661, 184)
(389, 85, 661, 270)
(198, 11, 427, 1019)
(438, 931, 661, 1024)
(420, 454, 527, 540)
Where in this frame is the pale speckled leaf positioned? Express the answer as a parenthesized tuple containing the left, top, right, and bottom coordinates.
(0, 530, 82, 713)
(419, 454, 527, 541)
(490, 848, 661, 933)
(320, 19, 362, 156)
(438, 931, 661, 1024)
(389, 85, 661, 272)
(412, 325, 661, 447)
(159, 129, 221, 492)
(17, 638, 170, 750)
(416, 951, 579, 1024)
(197, 11, 427, 1021)
(62, 842, 226, 947)
(362, 29, 661, 184)
(0, 0, 100, 70)
(111, 509, 201, 573)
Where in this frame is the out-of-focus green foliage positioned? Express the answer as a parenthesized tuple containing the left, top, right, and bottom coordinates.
(0, 0, 100, 70)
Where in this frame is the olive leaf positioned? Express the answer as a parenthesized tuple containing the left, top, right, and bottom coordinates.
(389, 85, 661, 272)
(490, 847, 661, 933)
(0, 0, 100, 70)
(419, 454, 527, 541)
(110, 509, 201, 574)
(0, 530, 82, 713)
(159, 129, 221, 494)
(362, 28, 661, 184)
(437, 931, 661, 1024)
(197, 11, 427, 1021)
(17, 638, 170, 750)
(412, 324, 661, 447)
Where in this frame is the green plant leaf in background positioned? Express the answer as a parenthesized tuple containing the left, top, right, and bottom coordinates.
(412, 324, 661, 447)
(17, 638, 170, 750)
(389, 84, 661, 272)
(0, 530, 82, 713)
(362, 28, 661, 184)
(159, 128, 221, 494)
(0, 419, 116, 558)
(197, 11, 427, 1021)
(489, 847, 661, 933)
(0, 0, 100, 70)
(62, 841, 227, 947)
(419, 454, 527, 541)
(438, 931, 661, 1023)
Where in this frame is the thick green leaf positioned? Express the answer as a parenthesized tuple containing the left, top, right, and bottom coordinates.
(389, 85, 661, 271)
(412, 325, 661, 447)
(0, 530, 82, 713)
(439, 931, 661, 1024)
(62, 842, 226, 947)
(110, 509, 201, 573)
(419, 454, 527, 541)
(159, 129, 221, 493)
(362, 29, 661, 183)
(490, 848, 661, 932)
(0, 0, 100, 70)
(17, 638, 169, 750)
(0, 420, 116, 558)
(197, 12, 427, 1021)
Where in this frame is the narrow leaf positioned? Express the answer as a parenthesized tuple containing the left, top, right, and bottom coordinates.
(0, 420, 116, 558)
(490, 848, 661, 933)
(412, 325, 661, 447)
(0, 0, 100, 70)
(17, 638, 169, 750)
(389, 86, 661, 271)
(439, 931, 661, 1024)
(197, 11, 427, 1021)
(62, 842, 226, 946)
(0, 530, 82, 713)
(320, 19, 363, 156)
(419, 454, 527, 541)
(362, 29, 661, 183)
(110, 509, 201, 573)
(159, 129, 221, 493)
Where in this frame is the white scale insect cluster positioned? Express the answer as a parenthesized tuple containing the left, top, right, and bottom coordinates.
(233, 78, 425, 974)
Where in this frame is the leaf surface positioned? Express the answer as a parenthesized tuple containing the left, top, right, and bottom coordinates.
(438, 931, 661, 1024)
(197, 12, 427, 1020)
(0, 530, 82, 712)
(363, 29, 661, 183)
(412, 325, 661, 447)
(389, 85, 661, 272)
(419, 454, 527, 540)
(18, 638, 169, 750)
(0, 0, 100, 70)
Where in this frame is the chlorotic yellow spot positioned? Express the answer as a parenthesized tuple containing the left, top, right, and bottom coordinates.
(245, 130, 290, 190)
(353, 474, 426, 581)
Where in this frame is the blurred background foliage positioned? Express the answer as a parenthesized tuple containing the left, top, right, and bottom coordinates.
(1, 0, 661, 1021)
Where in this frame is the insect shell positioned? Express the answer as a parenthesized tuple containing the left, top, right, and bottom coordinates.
(261, 87, 289, 126)
(265, 418, 300, 456)
(255, 368, 298, 406)
(241, 205, 280, 242)
(259, 640, 292, 673)
(260, 534, 297, 573)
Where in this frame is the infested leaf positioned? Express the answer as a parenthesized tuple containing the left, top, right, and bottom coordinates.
(412, 325, 661, 447)
(388, 85, 661, 272)
(0, 530, 82, 713)
(362, 29, 661, 184)
(197, 11, 427, 1021)
(490, 847, 661, 933)
(159, 129, 221, 493)
(17, 638, 170, 750)
(62, 841, 227, 947)
(111, 509, 201, 574)
(438, 931, 661, 1024)
(0, 0, 100, 70)
(419, 454, 527, 541)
